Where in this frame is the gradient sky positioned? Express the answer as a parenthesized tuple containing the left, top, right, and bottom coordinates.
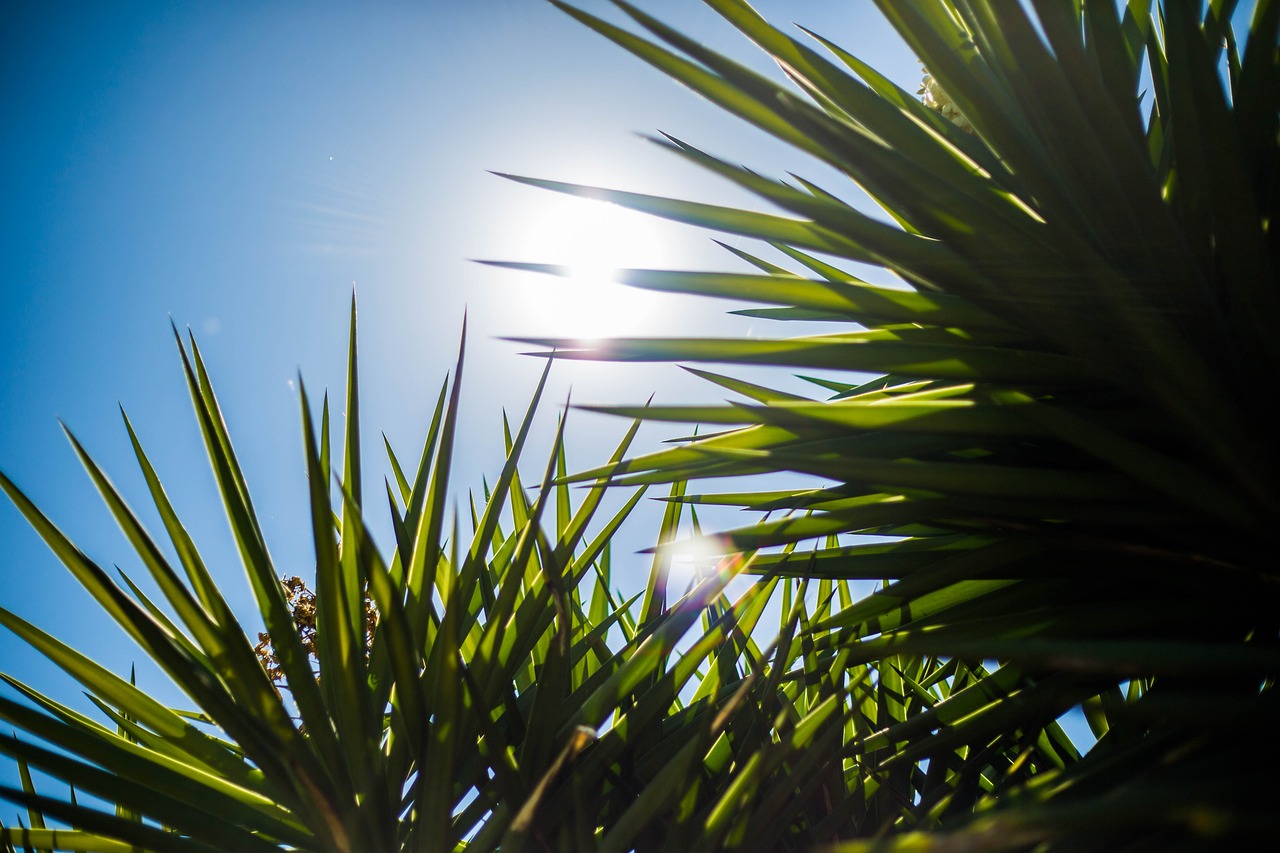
(0, 0, 947, 790)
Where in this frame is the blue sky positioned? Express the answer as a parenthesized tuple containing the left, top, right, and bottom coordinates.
(0, 0, 929, 784)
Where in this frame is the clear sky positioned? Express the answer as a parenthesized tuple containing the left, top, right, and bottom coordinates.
(0, 0, 929, 783)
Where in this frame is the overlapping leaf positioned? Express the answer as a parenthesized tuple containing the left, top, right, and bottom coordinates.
(489, 0, 1280, 847)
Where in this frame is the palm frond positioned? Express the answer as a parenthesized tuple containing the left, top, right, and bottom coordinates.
(489, 0, 1280, 847)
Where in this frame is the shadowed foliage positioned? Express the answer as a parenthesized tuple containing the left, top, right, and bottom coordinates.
(489, 0, 1280, 848)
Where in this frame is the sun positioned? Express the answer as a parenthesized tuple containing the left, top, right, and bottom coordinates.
(508, 194, 668, 339)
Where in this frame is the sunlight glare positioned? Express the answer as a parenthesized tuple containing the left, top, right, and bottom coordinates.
(511, 195, 668, 339)
(666, 533, 732, 597)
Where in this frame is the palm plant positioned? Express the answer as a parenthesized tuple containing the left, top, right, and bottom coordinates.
(5, 302, 998, 851)
(0, 302, 740, 851)
(485, 0, 1280, 847)
(3, 0, 1276, 849)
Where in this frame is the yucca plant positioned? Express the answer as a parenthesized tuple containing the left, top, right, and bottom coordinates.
(0, 300, 773, 851)
(487, 0, 1280, 847)
(5, 300, 1011, 851)
(4, 0, 1277, 849)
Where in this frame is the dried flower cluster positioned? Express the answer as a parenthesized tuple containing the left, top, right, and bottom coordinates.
(919, 67, 974, 133)
(254, 575, 378, 689)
